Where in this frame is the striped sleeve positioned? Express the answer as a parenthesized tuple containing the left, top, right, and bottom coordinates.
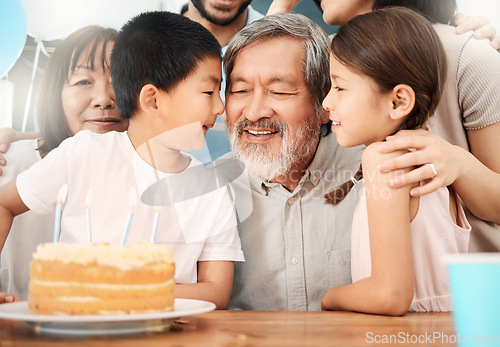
(457, 37, 500, 130)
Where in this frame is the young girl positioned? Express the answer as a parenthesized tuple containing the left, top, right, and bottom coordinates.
(321, 7, 470, 315)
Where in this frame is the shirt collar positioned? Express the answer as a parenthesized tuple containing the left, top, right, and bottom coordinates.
(306, 133, 340, 187)
(250, 133, 339, 193)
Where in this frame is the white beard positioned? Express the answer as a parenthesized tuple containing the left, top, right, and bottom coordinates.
(229, 120, 321, 182)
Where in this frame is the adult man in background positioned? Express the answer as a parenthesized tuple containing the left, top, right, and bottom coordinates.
(182, 0, 262, 47)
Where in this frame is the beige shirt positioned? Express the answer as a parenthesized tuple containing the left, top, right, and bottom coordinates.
(212, 133, 363, 311)
(429, 24, 500, 252)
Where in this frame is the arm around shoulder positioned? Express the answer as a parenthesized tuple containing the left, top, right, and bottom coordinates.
(456, 37, 500, 224)
(456, 123, 500, 225)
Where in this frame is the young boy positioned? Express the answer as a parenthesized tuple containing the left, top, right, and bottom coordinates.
(0, 11, 243, 309)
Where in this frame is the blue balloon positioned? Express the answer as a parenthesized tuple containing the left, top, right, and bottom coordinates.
(0, 0, 27, 78)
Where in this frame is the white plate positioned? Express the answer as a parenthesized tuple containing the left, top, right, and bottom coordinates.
(0, 298, 215, 336)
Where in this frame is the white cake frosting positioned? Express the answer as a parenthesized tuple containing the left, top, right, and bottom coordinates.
(32, 242, 174, 271)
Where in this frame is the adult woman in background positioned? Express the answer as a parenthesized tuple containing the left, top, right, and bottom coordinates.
(0, 25, 128, 302)
(269, 0, 500, 251)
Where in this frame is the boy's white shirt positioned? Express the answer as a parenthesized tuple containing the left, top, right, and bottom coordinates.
(16, 130, 244, 284)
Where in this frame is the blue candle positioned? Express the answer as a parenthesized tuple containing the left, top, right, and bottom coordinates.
(53, 184, 68, 243)
(120, 187, 137, 246)
(150, 194, 161, 243)
(150, 207, 160, 243)
(85, 191, 92, 243)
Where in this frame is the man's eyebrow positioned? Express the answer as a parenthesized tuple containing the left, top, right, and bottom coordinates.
(229, 76, 296, 85)
(268, 76, 294, 84)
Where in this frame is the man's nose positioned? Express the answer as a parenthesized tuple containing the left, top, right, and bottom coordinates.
(243, 91, 273, 122)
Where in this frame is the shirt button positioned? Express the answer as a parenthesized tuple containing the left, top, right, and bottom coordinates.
(291, 257, 298, 265)
(287, 197, 295, 205)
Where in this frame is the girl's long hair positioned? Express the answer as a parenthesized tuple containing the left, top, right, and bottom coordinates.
(325, 7, 447, 206)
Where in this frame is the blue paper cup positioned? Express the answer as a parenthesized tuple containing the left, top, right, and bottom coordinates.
(446, 253, 500, 346)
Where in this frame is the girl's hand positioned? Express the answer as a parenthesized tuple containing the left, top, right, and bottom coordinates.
(455, 13, 500, 51)
(377, 130, 467, 197)
(0, 292, 21, 304)
(267, 0, 303, 15)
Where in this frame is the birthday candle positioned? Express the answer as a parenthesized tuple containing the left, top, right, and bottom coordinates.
(53, 184, 68, 243)
(150, 194, 161, 243)
(85, 191, 92, 243)
(150, 206, 160, 243)
(120, 186, 137, 246)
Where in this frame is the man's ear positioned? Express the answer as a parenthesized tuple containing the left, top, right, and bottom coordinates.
(389, 84, 415, 121)
(139, 84, 160, 115)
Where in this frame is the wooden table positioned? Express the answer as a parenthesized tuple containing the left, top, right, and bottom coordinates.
(0, 310, 456, 346)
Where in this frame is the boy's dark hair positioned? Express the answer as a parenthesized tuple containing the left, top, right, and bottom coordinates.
(111, 11, 222, 119)
(372, 0, 457, 25)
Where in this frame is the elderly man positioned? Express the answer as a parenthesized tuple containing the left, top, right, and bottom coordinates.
(212, 13, 362, 311)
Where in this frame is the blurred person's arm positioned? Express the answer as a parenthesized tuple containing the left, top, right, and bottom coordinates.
(0, 128, 40, 176)
(267, 0, 302, 15)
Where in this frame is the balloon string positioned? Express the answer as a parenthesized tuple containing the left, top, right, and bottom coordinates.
(39, 43, 50, 58)
(22, 40, 44, 132)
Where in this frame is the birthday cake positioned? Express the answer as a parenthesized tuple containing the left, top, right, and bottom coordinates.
(28, 242, 175, 315)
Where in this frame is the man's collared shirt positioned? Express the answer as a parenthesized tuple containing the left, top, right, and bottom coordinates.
(213, 132, 363, 311)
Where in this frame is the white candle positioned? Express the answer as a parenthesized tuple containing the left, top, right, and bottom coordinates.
(85, 191, 92, 243)
(53, 184, 68, 243)
(150, 206, 160, 243)
(120, 186, 137, 246)
(150, 194, 161, 243)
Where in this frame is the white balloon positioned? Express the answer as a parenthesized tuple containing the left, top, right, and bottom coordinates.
(19, 0, 96, 41)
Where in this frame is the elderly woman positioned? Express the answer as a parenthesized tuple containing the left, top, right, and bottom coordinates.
(0, 25, 128, 302)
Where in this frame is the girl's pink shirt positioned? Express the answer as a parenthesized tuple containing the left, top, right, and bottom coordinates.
(351, 185, 471, 312)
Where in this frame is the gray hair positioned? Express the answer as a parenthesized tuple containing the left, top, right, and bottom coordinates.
(224, 13, 332, 136)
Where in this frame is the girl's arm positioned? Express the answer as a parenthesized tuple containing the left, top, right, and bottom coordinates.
(174, 261, 234, 309)
(0, 179, 29, 252)
(322, 144, 414, 316)
(378, 126, 500, 225)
